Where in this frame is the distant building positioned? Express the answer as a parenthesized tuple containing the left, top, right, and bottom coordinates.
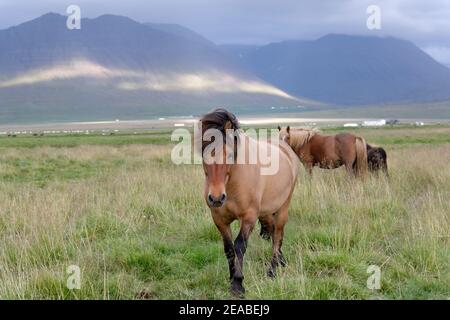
(363, 120, 386, 127)
(343, 123, 359, 127)
(386, 119, 399, 125)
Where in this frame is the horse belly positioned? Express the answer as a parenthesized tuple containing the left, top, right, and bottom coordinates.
(318, 158, 342, 169)
(259, 169, 296, 214)
(260, 192, 290, 214)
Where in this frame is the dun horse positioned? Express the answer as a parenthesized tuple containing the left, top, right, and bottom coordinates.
(200, 109, 299, 296)
(367, 144, 388, 175)
(278, 126, 368, 176)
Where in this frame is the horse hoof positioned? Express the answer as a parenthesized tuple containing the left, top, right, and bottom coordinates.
(260, 231, 271, 241)
(231, 283, 245, 297)
(267, 269, 276, 278)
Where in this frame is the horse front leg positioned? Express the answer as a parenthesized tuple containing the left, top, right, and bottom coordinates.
(232, 216, 256, 296)
(213, 216, 236, 282)
(302, 161, 313, 177)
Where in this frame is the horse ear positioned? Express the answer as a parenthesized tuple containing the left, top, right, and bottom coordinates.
(277, 126, 281, 131)
(287, 126, 290, 133)
(224, 120, 233, 130)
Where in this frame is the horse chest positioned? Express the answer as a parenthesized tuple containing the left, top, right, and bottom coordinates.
(222, 192, 257, 218)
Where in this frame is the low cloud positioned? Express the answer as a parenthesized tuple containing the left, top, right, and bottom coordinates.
(0, 60, 139, 87)
(0, 59, 296, 99)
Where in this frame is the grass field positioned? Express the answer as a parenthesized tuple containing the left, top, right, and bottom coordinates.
(0, 125, 449, 299)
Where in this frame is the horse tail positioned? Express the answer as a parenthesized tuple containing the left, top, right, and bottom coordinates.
(355, 136, 368, 176)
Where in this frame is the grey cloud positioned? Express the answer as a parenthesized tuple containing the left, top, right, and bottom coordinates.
(1, 0, 449, 63)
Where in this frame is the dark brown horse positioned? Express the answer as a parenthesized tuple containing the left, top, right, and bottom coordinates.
(278, 126, 368, 176)
(367, 144, 388, 175)
(200, 109, 299, 296)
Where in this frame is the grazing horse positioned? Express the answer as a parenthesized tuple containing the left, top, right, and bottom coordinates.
(367, 144, 388, 176)
(199, 109, 299, 296)
(278, 126, 368, 176)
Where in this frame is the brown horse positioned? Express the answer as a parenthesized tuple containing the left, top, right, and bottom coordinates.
(199, 109, 299, 296)
(278, 126, 368, 176)
(367, 144, 388, 176)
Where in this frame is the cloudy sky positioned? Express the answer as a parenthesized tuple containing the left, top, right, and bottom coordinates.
(1, 0, 449, 65)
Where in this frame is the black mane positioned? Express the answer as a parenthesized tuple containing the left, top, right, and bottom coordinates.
(200, 108, 240, 134)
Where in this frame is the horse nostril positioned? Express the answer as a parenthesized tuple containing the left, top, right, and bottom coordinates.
(207, 193, 226, 207)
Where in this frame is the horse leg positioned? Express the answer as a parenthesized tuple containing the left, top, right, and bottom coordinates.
(303, 162, 313, 176)
(381, 153, 389, 177)
(213, 216, 236, 282)
(259, 215, 274, 241)
(383, 162, 389, 177)
(267, 206, 288, 278)
(232, 216, 256, 296)
(346, 160, 356, 176)
(307, 165, 313, 176)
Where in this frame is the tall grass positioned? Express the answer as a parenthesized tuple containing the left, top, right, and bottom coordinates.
(0, 129, 448, 299)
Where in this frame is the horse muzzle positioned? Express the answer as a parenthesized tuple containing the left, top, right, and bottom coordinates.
(207, 193, 227, 208)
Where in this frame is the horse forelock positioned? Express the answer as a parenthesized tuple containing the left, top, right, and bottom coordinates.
(289, 128, 318, 149)
(200, 108, 240, 134)
(199, 108, 241, 155)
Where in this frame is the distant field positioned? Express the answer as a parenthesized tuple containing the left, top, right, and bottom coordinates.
(0, 125, 448, 299)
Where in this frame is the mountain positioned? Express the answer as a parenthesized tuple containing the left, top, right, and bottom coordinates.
(221, 34, 450, 105)
(220, 44, 260, 59)
(0, 13, 304, 124)
(144, 22, 214, 46)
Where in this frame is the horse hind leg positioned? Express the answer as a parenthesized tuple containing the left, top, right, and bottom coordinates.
(267, 206, 289, 278)
(346, 160, 357, 176)
(259, 215, 274, 241)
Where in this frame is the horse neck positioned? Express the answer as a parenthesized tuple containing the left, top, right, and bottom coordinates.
(290, 131, 314, 152)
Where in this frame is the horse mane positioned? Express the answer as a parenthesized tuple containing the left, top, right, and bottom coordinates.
(289, 128, 319, 149)
(199, 108, 240, 152)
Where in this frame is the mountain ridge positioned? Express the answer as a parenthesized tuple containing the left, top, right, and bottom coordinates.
(221, 34, 450, 105)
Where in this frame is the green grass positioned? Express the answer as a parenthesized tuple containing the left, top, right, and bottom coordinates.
(320, 126, 450, 147)
(0, 125, 449, 299)
(0, 132, 172, 148)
